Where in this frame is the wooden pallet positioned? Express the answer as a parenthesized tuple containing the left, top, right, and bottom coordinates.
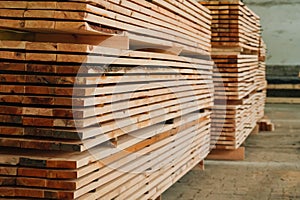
(206, 146, 245, 161)
(257, 116, 275, 132)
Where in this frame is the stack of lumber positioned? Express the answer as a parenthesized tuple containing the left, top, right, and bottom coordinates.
(257, 38, 267, 91)
(0, 0, 212, 56)
(213, 54, 259, 100)
(201, 0, 261, 53)
(0, 0, 214, 199)
(255, 38, 267, 120)
(0, 40, 214, 152)
(211, 92, 264, 149)
(200, 0, 266, 151)
(254, 90, 266, 122)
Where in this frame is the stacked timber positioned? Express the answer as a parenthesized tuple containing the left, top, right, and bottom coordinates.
(213, 54, 259, 101)
(0, 0, 213, 199)
(0, 0, 212, 55)
(257, 38, 267, 91)
(201, 0, 261, 53)
(255, 38, 267, 119)
(0, 40, 214, 152)
(212, 92, 263, 149)
(201, 0, 266, 151)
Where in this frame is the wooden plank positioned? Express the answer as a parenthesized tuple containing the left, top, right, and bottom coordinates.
(206, 147, 245, 161)
(266, 97, 300, 104)
(0, 39, 213, 64)
(0, 31, 130, 49)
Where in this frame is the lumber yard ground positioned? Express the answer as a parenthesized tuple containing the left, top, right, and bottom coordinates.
(164, 103, 300, 200)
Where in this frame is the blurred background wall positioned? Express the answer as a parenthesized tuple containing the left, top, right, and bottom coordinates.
(245, 0, 300, 99)
(245, 0, 300, 66)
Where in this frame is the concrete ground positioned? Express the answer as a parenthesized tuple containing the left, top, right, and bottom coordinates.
(163, 104, 300, 200)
